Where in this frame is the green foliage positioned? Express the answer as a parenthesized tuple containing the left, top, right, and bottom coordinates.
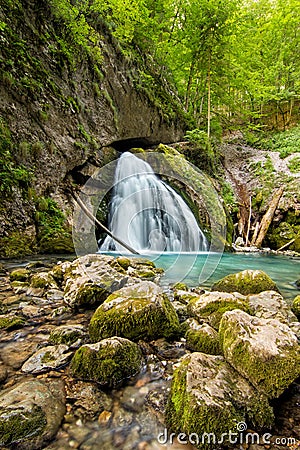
(0, 118, 32, 195)
(221, 183, 238, 214)
(258, 126, 300, 158)
(288, 156, 300, 173)
(184, 129, 209, 147)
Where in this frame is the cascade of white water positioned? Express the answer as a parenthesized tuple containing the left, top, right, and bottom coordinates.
(99, 152, 208, 252)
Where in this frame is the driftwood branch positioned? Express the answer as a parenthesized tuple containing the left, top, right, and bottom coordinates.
(254, 186, 284, 248)
(277, 235, 299, 252)
(245, 195, 252, 246)
(70, 188, 140, 255)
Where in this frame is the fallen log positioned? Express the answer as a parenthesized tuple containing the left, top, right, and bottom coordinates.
(254, 186, 284, 249)
(70, 188, 140, 255)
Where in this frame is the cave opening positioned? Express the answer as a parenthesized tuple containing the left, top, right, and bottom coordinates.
(110, 137, 156, 152)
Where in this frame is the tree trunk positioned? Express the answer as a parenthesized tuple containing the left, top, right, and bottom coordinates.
(254, 186, 284, 248)
(207, 52, 211, 138)
(185, 59, 195, 112)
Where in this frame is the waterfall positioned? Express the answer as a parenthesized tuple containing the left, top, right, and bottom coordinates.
(99, 152, 208, 253)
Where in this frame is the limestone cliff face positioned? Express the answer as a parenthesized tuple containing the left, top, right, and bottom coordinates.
(0, 0, 186, 255)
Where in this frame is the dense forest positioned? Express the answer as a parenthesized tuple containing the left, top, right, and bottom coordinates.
(43, 0, 300, 133)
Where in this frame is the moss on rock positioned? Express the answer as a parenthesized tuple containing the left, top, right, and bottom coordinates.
(89, 281, 180, 342)
(219, 309, 300, 398)
(184, 319, 222, 355)
(292, 295, 300, 319)
(0, 231, 36, 259)
(70, 337, 143, 388)
(0, 379, 65, 448)
(188, 291, 251, 330)
(0, 314, 25, 330)
(165, 352, 274, 449)
(0, 404, 47, 446)
(49, 325, 87, 345)
(30, 272, 57, 289)
(211, 270, 279, 295)
(9, 268, 30, 282)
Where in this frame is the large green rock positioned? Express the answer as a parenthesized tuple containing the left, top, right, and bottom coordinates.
(89, 281, 180, 342)
(53, 254, 164, 309)
(211, 270, 278, 295)
(219, 309, 300, 398)
(184, 319, 222, 355)
(0, 379, 65, 449)
(70, 337, 143, 388)
(9, 268, 30, 282)
(187, 291, 250, 330)
(166, 352, 274, 450)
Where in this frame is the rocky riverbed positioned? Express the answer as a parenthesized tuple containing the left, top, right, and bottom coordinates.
(0, 254, 299, 450)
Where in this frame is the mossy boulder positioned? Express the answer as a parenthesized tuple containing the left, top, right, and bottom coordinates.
(30, 272, 57, 289)
(70, 337, 143, 388)
(0, 314, 25, 330)
(89, 281, 180, 342)
(219, 310, 300, 398)
(56, 254, 163, 309)
(49, 324, 87, 345)
(184, 319, 222, 355)
(292, 295, 300, 319)
(248, 290, 297, 324)
(0, 379, 65, 448)
(187, 291, 251, 330)
(9, 268, 30, 282)
(166, 352, 274, 450)
(211, 269, 278, 295)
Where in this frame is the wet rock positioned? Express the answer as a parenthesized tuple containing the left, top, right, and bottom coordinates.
(66, 380, 112, 421)
(0, 379, 65, 449)
(219, 310, 300, 398)
(89, 281, 180, 342)
(49, 324, 88, 346)
(0, 313, 25, 330)
(171, 301, 189, 322)
(0, 362, 8, 383)
(22, 345, 73, 374)
(248, 290, 298, 324)
(30, 272, 57, 289)
(184, 319, 222, 355)
(212, 269, 279, 295)
(9, 268, 30, 282)
(187, 291, 250, 329)
(70, 337, 143, 388)
(120, 385, 148, 413)
(292, 295, 300, 319)
(149, 338, 186, 360)
(0, 339, 42, 370)
(166, 352, 274, 448)
(18, 302, 44, 318)
(46, 289, 64, 301)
